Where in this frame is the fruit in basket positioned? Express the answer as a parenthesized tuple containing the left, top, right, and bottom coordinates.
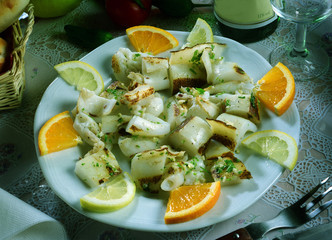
(105, 0, 152, 28)
(0, 0, 29, 32)
(38, 111, 82, 156)
(164, 181, 221, 224)
(126, 25, 178, 55)
(254, 62, 295, 116)
(0, 37, 7, 73)
(30, 0, 82, 18)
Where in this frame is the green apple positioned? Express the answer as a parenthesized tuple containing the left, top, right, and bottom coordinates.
(31, 0, 82, 18)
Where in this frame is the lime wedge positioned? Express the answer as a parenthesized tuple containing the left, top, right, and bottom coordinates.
(80, 172, 136, 212)
(54, 60, 104, 94)
(186, 18, 214, 47)
(241, 130, 298, 171)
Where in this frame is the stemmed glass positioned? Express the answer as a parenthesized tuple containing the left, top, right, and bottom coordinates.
(269, 0, 332, 80)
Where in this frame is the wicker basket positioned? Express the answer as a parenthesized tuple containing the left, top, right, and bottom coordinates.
(0, 4, 34, 110)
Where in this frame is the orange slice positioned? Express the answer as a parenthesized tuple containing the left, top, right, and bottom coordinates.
(255, 62, 295, 116)
(126, 25, 179, 55)
(38, 111, 82, 156)
(164, 181, 221, 224)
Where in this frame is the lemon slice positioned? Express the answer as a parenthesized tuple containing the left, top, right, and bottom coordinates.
(241, 130, 298, 171)
(80, 172, 136, 212)
(54, 61, 104, 94)
(186, 18, 214, 47)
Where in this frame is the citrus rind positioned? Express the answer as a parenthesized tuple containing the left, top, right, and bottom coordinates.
(54, 60, 104, 95)
(126, 25, 179, 55)
(80, 172, 136, 212)
(242, 130, 298, 171)
(164, 181, 221, 224)
(38, 111, 82, 156)
(186, 18, 214, 47)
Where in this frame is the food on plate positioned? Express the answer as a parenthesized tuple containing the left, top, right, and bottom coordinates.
(54, 60, 104, 94)
(140, 56, 170, 91)
(40, 20, 298, 222)
(0, 0, 29, 32)
(38, 111, 82, 156)
(126, 113, 170, 137)
(80, 172, 136, 212)
(241, 130, 298, 171)
(215, 93, 261, 124)
(254, 62, 295, 116)
(131, 146, 190, 193)
(126, 25, 179, 55)
(105, 0, 152, 28)
(68, 41, 261, 214)
(161, 155, 206, 191)
(111, 48, 149, 86)
(204, 60, 252, 86)
(206, 113, 257, 151)
(64, 40, 260, 207)
(184, 18, 214, 47)
(74, 88, 117, 118)
(73, 111, 103, 146)
(169, 116, 212, 156)
(169, 43, 226, 93)
(75, 143, 122, 188)
(205, 81, 253, 95)
(0, 37, 7, 73)
(164, 181, 221, 224)
(206, 152, 252, 185)
(204, 139, 230, 160)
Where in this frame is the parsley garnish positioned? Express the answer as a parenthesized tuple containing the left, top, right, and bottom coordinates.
(189, 68, 197, 75)
(190, 50, 202, 65)
(225, 99, 231, 106)
(195, 88, 205, 94)
(250, 93, 257, 109)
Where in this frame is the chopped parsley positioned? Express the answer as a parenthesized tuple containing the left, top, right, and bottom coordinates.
(225, 99, 231, 106)
(189, 68, 197, 75)
(195, 88, 205, 95)
(224, 159, 235, 173)
(190, 50, 202, 65)
(250, 93, 257, 109)
(209, 51, 215, 59)
(177, 163, 185, 170)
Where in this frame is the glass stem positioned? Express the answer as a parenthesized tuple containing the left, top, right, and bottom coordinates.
(291, 23, 308, 57)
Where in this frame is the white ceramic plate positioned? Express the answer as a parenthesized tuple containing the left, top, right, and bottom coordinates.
(34, 31, 300, 232)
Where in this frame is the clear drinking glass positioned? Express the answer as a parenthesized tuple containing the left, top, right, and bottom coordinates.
(269, 0, 332, 80)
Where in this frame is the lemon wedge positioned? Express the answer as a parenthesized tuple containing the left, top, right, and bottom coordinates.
(186, 18, 214, 47)
(241, 130, 298, 171)
(54, 60, 104, 94)
(80, 172, 136, 212)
